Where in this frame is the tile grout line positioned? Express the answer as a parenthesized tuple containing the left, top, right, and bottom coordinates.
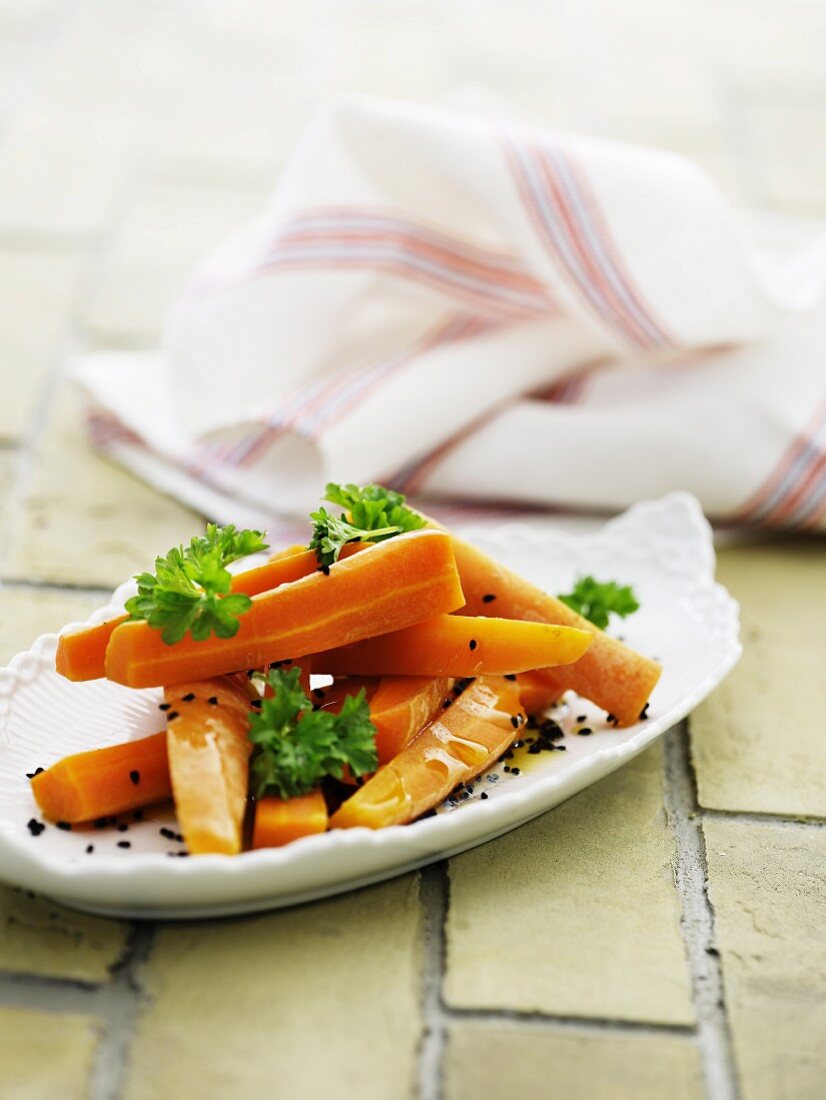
(662, 723, 740, 1100)
(87, 922, 156, 1100)
(418, 862, 448, 1100)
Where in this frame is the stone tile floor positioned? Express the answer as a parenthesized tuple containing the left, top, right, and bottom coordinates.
(0, 1, 824, 1097)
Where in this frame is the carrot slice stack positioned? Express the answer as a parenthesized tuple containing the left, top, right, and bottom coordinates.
(316, 615, 591, 677)
(443, 531, 661, 726)
(31, 731, 171, 824)
(330, 676, 525, 830)
(105, 530, 464, 688)
(55, 544, 365, 683)
(164, 675, 252, 855)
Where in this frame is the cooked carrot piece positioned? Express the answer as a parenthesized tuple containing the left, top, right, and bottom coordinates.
(441, 531, 661, 726)
(317, 675, 447, 765)
(369, 676, 452, 764)
(55, 543, 365, 682)
(164, 675, 252, 855)
(516, 670, 561, 716)
(316, 615, 591, 678)
(105, 530, 464, 689)
(252, 790, 328, 848)
(30, 731, 171, 824)
(330, 676, 524, 830)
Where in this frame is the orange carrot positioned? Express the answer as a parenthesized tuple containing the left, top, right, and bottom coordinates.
(439, 529, 661, 726)
(30, 731, 171, 824)
(164, 675, 252, 855)
(105, 530, 464, 689)
(330, 676, 524, 829)
(369, 676, 452, 763)
(55, 543, 365, 682)
(516, 670, 562, 716)
(252, 790, 328, 848)
(316, 615, 591, 678)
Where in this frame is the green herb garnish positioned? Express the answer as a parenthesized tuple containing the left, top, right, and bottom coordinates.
(248, 667, 378, 799)
(125, 524, 268, 645)
(309, 482, 425, 570)
(558, 576, 640, 631)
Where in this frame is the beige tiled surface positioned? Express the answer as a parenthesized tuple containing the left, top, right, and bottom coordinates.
(445, 742, 695, 1024)
(690, 542, 826, 818)
(124, 877, 423, 1100)
(0, 1, 824, 1098)
(0, 1006, 100, 1100)
(444, 1023, 705, 1100)
(704, 819, 826, 1100)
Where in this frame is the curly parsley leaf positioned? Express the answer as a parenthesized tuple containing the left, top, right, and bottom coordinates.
(558, 575, 640, 631)
(124, 523, 268, 645)
(248, 667, 378, 799)
(309, 482, 426, 570)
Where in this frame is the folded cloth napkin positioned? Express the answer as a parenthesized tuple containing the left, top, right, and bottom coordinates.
(75, 96, 826, 532)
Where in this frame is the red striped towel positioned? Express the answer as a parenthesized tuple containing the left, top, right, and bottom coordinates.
(74, 97, 826, 531)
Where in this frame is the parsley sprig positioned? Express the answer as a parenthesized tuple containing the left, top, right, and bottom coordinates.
(249, 667, 377, 799)
(559, 575, 640, 631)
(309, 482, 425, 570)
(125, 524, 268, 645)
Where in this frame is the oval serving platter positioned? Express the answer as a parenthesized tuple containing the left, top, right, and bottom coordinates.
(0, 493, 740, 919)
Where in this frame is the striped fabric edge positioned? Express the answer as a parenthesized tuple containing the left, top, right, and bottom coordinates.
(220, 312, 502, 471)
(187, 206, 556, 323)
(503, 131, 675, 354)
(733, 400, 826, 529)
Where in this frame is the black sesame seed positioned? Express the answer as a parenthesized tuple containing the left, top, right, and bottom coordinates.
(27, 818, 45, 836)
(250, 699, 262, 709)
(606, 713, 617, 724)
(166, 711, 179, 721)
(34, 766, 44, 775)
(504, 674, 516, 681)
(639, 703, 650, 720)
(469, 639, 477, 651)
(503, 765, 512, 773)
(510, 715, 520, 729)
(133, 809, 144, 822)
(129, 769, 140, 785)
(313, 688, 326, 700)
(511, 767, 521, 776)
(482, 593, 497, 603)
(174, 833, 184, 843)
(443, 698, 452, 708)
(159, 702, 171, 711)
(578, 727, 592, 736)
(117, 822, 129, 833)
(480, 791, 488, 800)
(56, 821, 72, 831)
(557, 744, 567, 751)
(177, 851, 189, 857)
(182, 692, 195, 702)
(208, 696, 219, 706)
(117, 840, 131, 849)
(577, 714, 587, 722)
(160, 827, 176, 840)
(86, 844, 94, 854)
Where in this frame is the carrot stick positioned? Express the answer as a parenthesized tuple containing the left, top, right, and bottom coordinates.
(252, 790, 328, 848)
(315, 615, 591, 678)
(105, 530, 465, 689)
(164, 675, 252, 855)
(437, 528, 661, 726)
(330, 676, 524, 829)
(516, 670, 562, 716)
(55, 543, 365, 682)
(30, 731, 171, 824)
(369, 676, 452, 764)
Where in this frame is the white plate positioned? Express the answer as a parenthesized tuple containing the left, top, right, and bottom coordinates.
(0, 493, 740, 919)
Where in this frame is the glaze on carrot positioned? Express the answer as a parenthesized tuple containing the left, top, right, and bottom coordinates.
(330, 676, 524, 830)
(105, 531, 465, 689)
(316, 615, 591, 678)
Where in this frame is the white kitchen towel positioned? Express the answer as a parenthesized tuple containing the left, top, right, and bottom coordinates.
(74, 96, 826, 532)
